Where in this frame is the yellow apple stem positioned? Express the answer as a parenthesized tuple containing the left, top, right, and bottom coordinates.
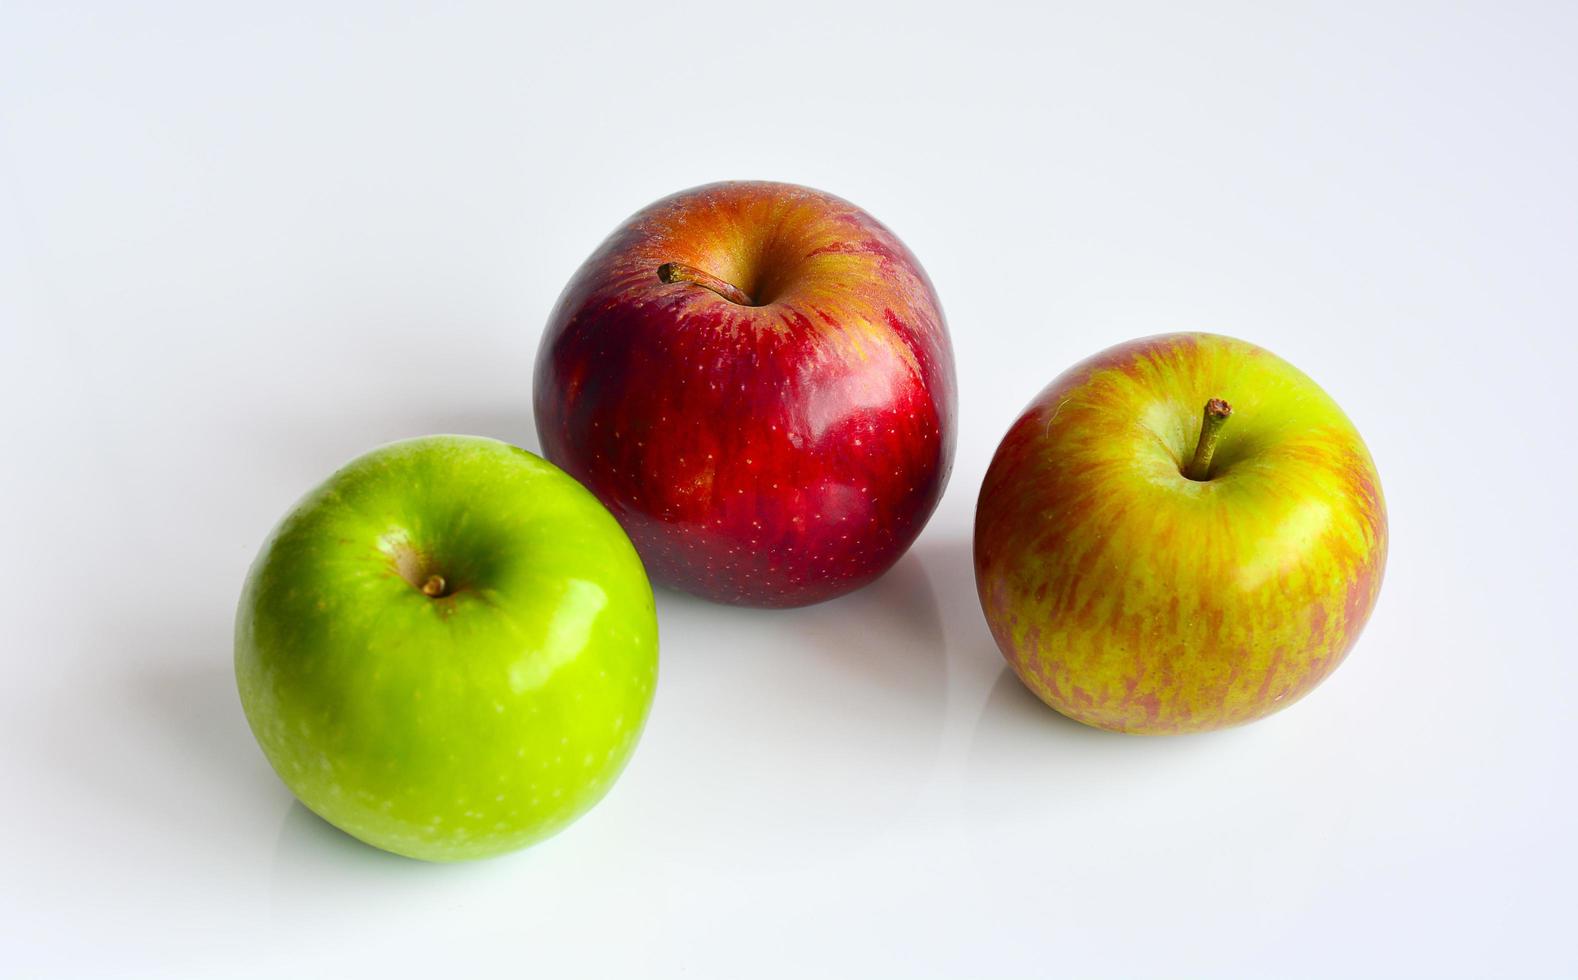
(1185, 398, 1233, 481)
(656, 262, 755, 306)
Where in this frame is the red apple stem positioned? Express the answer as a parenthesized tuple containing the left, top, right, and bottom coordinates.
(1185, 398, 1233, 481)
(657, 262, 755, 306)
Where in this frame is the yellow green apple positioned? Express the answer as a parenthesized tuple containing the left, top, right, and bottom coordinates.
(235, 436, 658, 860)
(974, 334, 1387, 734)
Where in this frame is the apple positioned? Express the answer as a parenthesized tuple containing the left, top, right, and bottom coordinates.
(235, 436, 658, 860)
(974, 334, 1387, 734)
(534, 181, 956, 607)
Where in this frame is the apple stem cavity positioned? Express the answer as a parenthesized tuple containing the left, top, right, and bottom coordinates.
(656, 262, 755, 306)
(1185, 398, 1233, 481)
(421, 574, 448, 598)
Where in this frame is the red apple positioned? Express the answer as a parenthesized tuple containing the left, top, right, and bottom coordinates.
(535, 181, 955, 607)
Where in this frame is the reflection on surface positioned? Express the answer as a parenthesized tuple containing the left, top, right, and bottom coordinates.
(272, 799, 469, 875)
(270, 799, 511, 922)
(637, 549, 948, 861)
(275, 799, 409, 871)
(786, 552, 947, 701)
(968, 665, 1231, 779)
(981, 665, 1115, 736)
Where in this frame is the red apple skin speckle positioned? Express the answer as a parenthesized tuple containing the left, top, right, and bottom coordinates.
(534, 182, 956, 607)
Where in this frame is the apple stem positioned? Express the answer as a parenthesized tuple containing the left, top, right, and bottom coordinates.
(421, 574, 447, 597)
(657, 262, 755, 306)
(1185, 398, 1233, 481)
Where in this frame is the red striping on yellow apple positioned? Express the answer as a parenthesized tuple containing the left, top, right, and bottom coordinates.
(974, 333, 1387, 734)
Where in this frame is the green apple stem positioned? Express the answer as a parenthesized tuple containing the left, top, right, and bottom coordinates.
(421, 574, 448, 597)
(1185, 398, 1233, 481)
(656, 262, 755, 306)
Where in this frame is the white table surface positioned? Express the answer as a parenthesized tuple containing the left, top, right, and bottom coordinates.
(3, 3, 1575, 977)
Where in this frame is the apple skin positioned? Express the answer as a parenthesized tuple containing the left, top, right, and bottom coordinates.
(974, 334, 1387, 734)
(534, 181, 956, 608)
(235, 436, 658, 861)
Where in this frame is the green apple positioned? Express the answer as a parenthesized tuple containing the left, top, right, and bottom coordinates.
(235, 436, 658, 860)
(974, 334, 1387, 734)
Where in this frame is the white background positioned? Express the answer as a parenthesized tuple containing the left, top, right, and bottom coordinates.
(3, 2, 1575, 977)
